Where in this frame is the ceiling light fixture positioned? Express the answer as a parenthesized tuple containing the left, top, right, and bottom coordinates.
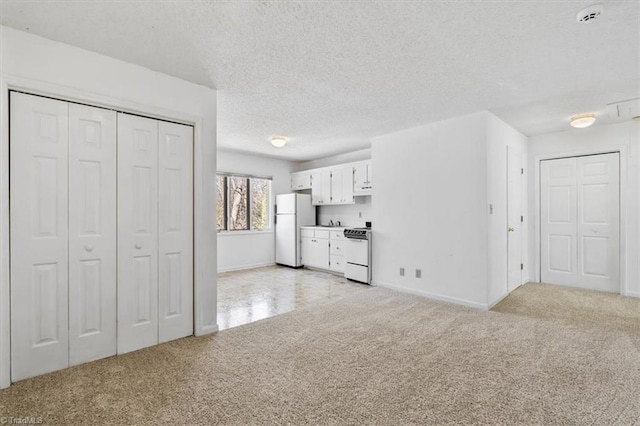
(271, 136, 287, 147)
(570, 113, 596, 128)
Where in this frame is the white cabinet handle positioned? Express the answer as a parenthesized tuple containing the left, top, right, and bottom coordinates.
(84, 245, 94, 252)
(135, 243, 143, 249)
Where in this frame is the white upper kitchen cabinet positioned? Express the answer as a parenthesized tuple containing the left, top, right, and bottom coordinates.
(311, 170, 331, 205)
(329, 166, 355, 205)
(291, 171, 312, 191)
(353, 161, 372, 195)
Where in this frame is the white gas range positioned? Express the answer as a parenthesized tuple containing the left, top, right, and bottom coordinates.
(343, 228, 371, 284)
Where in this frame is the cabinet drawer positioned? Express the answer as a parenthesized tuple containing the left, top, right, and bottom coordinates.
(330, 240, 345, 255)
(301, 229, 315, 238)
(330, 254, 345, 273)
(330, 230, 345, 241)
(314, 229, 330, 239)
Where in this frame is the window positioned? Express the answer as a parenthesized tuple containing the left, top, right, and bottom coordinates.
(216, 174, 272, 232)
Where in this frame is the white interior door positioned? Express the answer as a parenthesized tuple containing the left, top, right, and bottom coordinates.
(541, 154, 619, 292)
(68, 103, 117, 366)
(10, 92, 70, 381)
(117, 114, 159, 354)
(158, 122, 193, 343)
(507, 147, 523, 292)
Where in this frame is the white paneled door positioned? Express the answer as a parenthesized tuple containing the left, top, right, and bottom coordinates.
(10, 93, 70, 381)
(158, 121, 194, 343)
(117, 114, 160, 354)
(507, 147, 523, 292)
(68, 103, 117, 366)
(541, 153, 620, 292)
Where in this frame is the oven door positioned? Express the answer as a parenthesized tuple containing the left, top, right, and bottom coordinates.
(345, 238, 369, 266)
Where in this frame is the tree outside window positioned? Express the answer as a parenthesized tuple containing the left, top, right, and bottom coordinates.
(216, 174, 271, 232)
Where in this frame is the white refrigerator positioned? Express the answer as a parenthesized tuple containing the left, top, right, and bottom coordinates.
(275, 193, 316, 267)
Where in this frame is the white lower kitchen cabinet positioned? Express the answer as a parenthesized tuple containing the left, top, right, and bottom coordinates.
(301, 234, 329, 269)
(301, 227, 345, 273)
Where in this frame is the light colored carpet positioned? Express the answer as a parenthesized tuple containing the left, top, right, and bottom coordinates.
(1, 286, 640, 425)
(493, 282, 640, 335)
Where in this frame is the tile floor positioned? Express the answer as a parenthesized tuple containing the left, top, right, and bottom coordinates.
(217, 265, 370, 330)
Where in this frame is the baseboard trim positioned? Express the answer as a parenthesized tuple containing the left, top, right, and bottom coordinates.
(487, 292, 509, 310)
(372, 281, 489, 310)
(625, 291, 640, 298)
(218, 262, 275, 273)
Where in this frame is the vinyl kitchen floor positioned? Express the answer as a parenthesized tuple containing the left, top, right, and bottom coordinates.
(217, 265, 370, 331)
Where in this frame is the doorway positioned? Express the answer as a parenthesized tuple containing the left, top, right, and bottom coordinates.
(539, 153, 620, 292)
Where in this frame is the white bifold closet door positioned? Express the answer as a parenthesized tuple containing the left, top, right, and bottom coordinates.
(541, 153, 620, 292)
(158, 121, 193, 344)
(10, 93, 117, 381)
(117, 114, 193, 354)
(68, 103, 117, 366)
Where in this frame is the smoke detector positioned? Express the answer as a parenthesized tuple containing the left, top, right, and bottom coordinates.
(576, 4, 604, 23)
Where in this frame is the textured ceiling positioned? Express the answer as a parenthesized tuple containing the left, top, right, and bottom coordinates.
(1, 0, 638, 160)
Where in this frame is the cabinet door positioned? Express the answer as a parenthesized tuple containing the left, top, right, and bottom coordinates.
(341, 166, 354, 204)
(301, 237, 312, 266)
(68, 103, 117, 366)
(311, 171, 323, 205)
(10, 93, 70, 381)
(354, 162, 372, 195)
(117, 113, 159, 354)
(353, 164, 367, 192)
(321, 171, 332, 204)
(330, 168, 343, 204)
(311, 170, 331, 205)
(291, 172, 311, 191)
(158, 122, 193, 344)
(303, 237, 329, 269)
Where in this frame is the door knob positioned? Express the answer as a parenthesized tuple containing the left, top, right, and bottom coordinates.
(135, 243, 143, 249)
(508, 227, 515, 233)
(84, 245, 94, 252)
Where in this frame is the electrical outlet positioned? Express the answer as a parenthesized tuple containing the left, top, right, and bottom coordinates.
(400, 267, 405, 276)
(359, 211, 363, 218)
(416, 269, 422, 278)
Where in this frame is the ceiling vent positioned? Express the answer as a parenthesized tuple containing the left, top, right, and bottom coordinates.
(576, 4, 604, 23)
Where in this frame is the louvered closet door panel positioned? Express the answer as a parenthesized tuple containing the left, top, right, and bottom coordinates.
(158, 122, 193, 343)
(117, 114, 159, 354)
(10, 92, 69, 381)
(68, 104, 117, 366)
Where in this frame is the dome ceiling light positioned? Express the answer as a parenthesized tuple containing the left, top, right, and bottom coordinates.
(271, 136, 287, 147)
(570, 113, 596, 128)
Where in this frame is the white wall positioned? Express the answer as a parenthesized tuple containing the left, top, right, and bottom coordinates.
(217, 149, 295, 272)
(0, 26, 218, 388)
(371, 112, 491, 308)
(528, 121, 640, 296)
(296, 148, 373, 227)
(486, 114, 529, 306)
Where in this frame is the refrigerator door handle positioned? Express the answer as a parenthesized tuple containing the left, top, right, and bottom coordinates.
(274, 214, 277, 225)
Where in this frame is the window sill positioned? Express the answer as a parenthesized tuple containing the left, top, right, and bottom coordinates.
(217, 230, 274, 237)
